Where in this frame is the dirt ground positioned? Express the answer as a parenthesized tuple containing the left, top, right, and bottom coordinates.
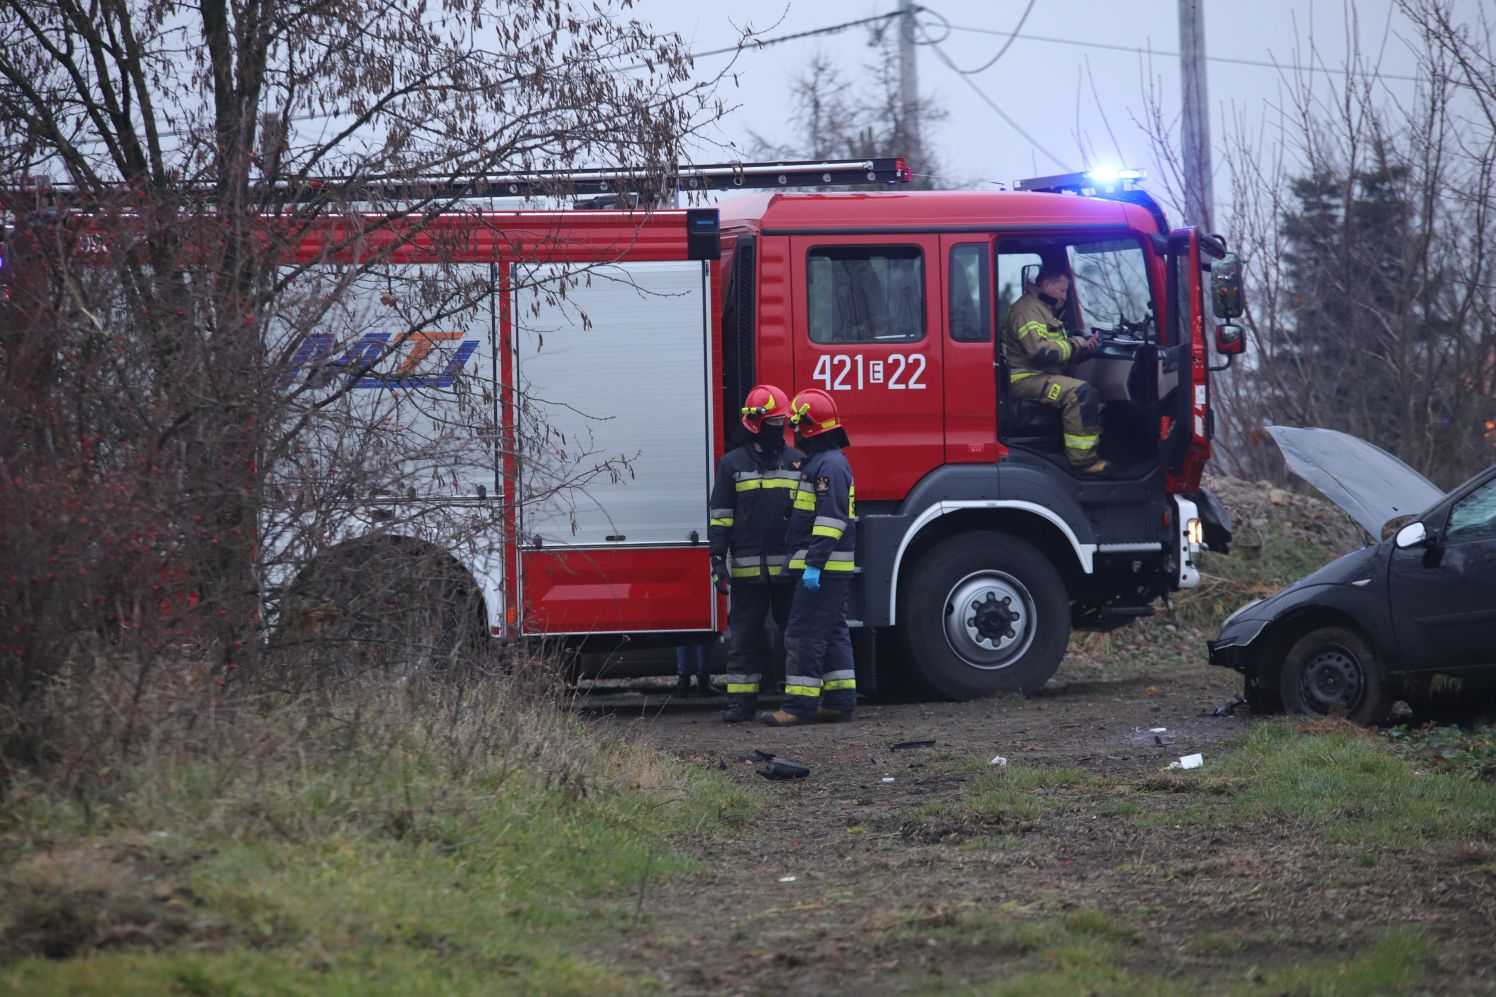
(578, 649, 1496, 995)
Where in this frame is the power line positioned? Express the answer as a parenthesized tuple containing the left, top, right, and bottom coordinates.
(933, 0, 1037, 76)
(922, 37, 1069, 170)
(677, 11, 903, 64)
(935, 18, 1426, 83)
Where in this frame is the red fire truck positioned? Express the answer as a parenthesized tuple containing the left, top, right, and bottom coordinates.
(7, 159, 1244, 697)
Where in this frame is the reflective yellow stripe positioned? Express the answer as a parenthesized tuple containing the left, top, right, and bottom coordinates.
(710, 517, 733, 527)
(784, 685, 820, 698)
(737, 476, 794, 492)
(793, 492, 816, 510)
(1011, 369, 1041, 381)
(1018, 320, 1049, 337)
(788, 557, 806, 570)
(726, 683, 759, 694)
(822, 562, 856, 572)
(811, 524, 844, 539)
(767, 564, 783, 576)
(730, 566, 761, 578)
(824, 679, 856, 691)
(1064, 433, 1099, 450)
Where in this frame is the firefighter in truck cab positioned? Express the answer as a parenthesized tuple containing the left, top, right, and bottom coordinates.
(1003, 266, 1108, 473)
(761, 388, 858, 727)
(709, 385, 806, 724)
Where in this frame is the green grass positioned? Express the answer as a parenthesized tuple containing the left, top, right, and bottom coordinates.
(878, 906, 1429, 996)
(0, 681, 756, 993)
(1213, 723, 1496, 847)
(918, 764, 1105, 829)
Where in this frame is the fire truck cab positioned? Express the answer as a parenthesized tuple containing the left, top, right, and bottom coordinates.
(704, 179, 1237, 696)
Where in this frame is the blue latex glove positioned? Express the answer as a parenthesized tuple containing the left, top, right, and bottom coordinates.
(802, 565, 822, 591)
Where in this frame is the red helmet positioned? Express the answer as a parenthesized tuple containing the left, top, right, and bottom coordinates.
(789, 388, 842, 438)
(740, 384, 791, 432)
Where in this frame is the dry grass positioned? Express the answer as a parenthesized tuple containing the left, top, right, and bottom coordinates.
(0, 647, 754, 988)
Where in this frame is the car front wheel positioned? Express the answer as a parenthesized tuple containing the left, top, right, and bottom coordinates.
(1278, 625, 1392, 725)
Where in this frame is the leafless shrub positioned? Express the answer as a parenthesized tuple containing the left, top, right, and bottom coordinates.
(0, 0, 730, 739)
(1135, 1, 1496, 485)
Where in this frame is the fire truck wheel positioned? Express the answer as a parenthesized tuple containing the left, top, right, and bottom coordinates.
(900, 533, 1069, 700)
(274, 538, 488, 681)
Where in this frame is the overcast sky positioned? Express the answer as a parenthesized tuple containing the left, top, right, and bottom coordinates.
(628, 0, 1451, 210)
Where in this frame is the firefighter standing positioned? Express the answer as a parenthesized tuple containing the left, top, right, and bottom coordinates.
(761, 388, 857, 726)
(710, 384, 806, 723)
(1004, 267, 1108, 473)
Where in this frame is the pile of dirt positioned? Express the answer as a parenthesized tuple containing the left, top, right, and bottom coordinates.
(1203, 472, 1367, 560)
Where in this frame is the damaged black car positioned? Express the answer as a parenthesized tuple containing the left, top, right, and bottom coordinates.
(1208, 426, 1496, 724)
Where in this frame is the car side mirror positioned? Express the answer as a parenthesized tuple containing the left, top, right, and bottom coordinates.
(1394, 521, 1428, 549)
(1214, 323, 1245, 356)
(1210, 254, 1244, 318)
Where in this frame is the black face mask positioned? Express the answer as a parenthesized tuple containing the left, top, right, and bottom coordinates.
(752, 423, 787, 457)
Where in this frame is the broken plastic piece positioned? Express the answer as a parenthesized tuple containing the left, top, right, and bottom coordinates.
(757, 758, 810, 780)
(989, 755, 1008, 767)
(778, 875, 797, 883)
(880, 776, 896, 783)
(1169, 753, 1204, 770)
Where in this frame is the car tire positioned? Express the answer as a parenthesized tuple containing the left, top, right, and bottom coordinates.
(899, 533, 1069, 700)
(1278, 625, 1392, 725)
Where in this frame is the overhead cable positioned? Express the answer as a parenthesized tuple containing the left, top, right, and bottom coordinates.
(924, 0, 1038, 75)
(933, 16, 1426, 83)
(922, 37, 1069, 170)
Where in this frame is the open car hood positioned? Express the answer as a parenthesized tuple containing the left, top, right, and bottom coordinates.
(1264, 426, 1445, 537)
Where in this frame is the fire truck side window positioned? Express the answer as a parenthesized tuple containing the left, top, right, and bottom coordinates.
(806, 246, 924, 343)
(995, 251, 1045, 337)
(948, 244, 991, 343)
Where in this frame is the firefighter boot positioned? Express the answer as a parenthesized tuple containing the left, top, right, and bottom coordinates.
(759, 709, 813, 727)
(1076, 459, 1110, 475)
(815, 707, 854, 723)
(723, 695, 757, 723)
(674, 675, 692, 697)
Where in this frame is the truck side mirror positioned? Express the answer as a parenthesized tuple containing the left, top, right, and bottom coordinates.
(1214, 323, 1245, 356)
(1210, 254, 1244, 319)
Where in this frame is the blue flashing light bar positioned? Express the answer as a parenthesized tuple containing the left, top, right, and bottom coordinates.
(1014, 168, 1148, 195)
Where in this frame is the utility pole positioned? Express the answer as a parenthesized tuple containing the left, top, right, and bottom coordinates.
(1179, 0, 1213, 231)
(898, 0, 920, 167)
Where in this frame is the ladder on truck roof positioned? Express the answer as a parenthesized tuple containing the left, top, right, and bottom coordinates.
(2, 158, 913, 210)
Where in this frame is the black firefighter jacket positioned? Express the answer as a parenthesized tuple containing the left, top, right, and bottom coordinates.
(708, 443, 806, 583)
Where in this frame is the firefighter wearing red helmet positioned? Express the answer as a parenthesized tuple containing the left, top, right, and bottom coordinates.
(709, 384, 807, 721)
(761, 387, 858, 726)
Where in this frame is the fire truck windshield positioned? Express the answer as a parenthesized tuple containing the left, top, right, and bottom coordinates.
(1067, 239, 1154, 341)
